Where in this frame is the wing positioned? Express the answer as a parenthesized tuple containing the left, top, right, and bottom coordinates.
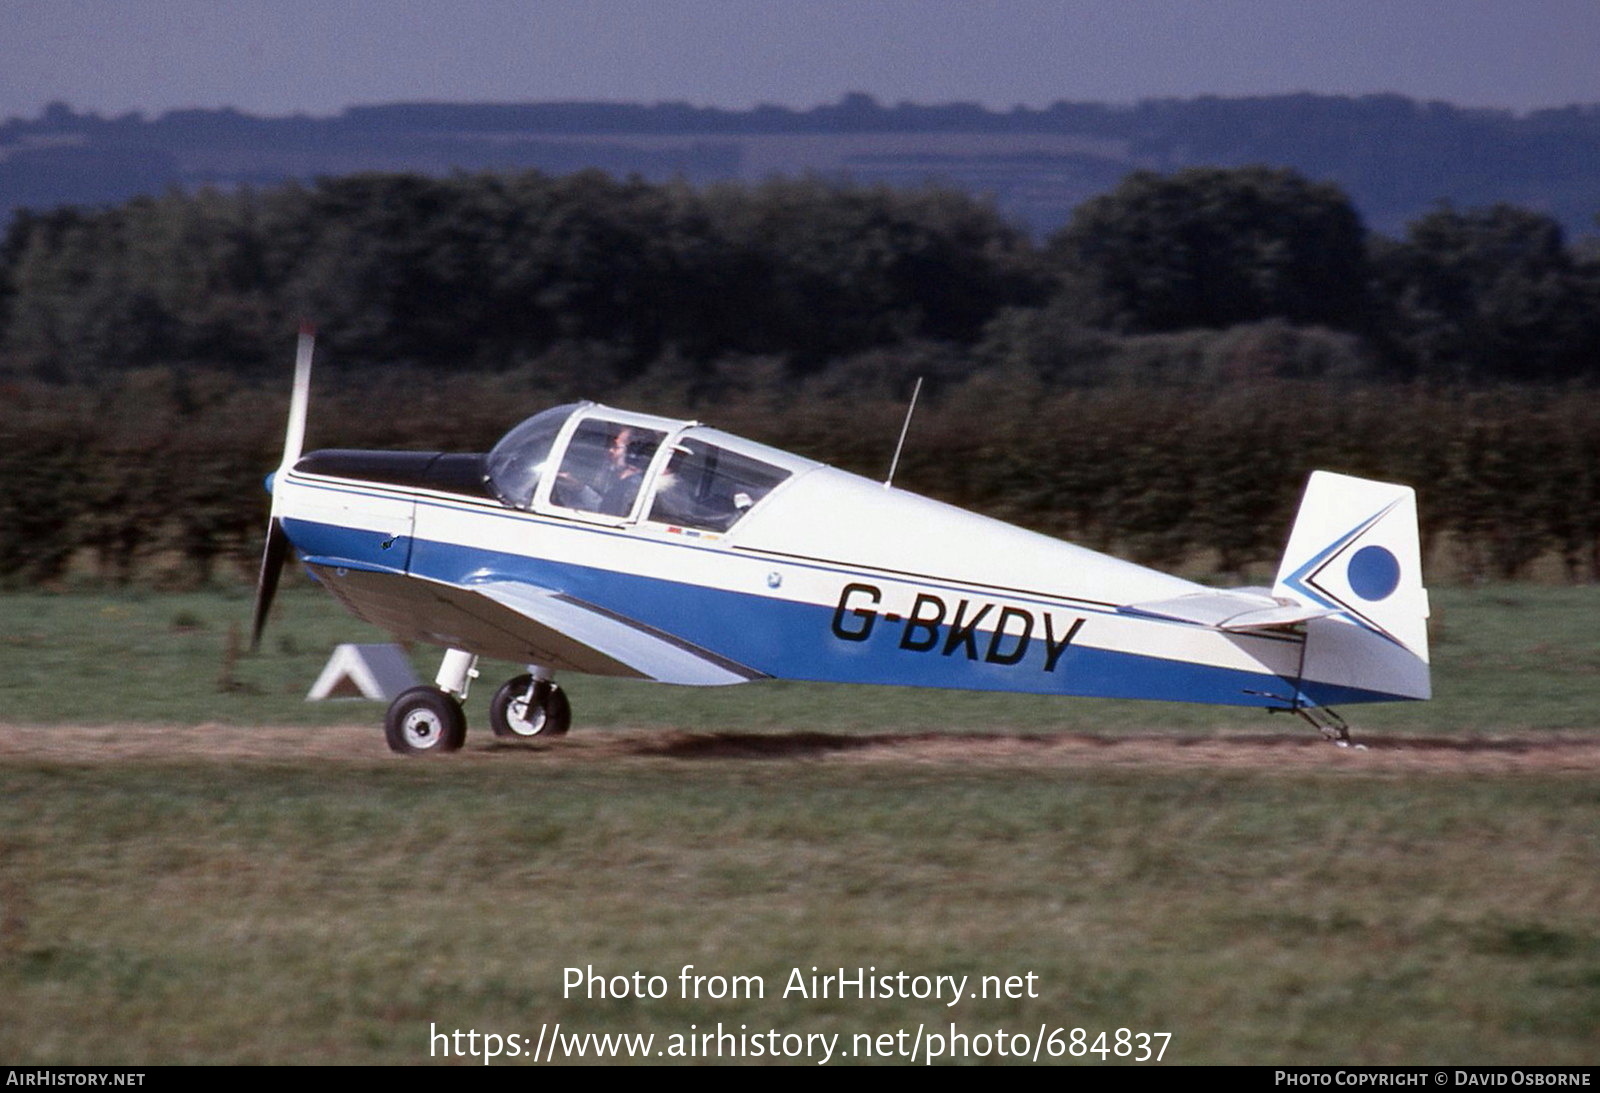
(305, 563, 763, 686)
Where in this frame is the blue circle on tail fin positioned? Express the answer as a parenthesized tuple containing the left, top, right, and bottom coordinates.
(1348, 545, 1400, 601)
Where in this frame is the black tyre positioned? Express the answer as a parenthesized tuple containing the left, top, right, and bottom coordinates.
(384, 686, 467, 754)
(489, 675, 572, 738)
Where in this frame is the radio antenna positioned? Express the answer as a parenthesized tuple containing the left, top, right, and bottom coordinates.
(883, 376, 923, 490)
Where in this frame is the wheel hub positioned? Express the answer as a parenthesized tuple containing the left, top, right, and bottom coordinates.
(403, 709, 441, 746)
(509, 695, 547, 735)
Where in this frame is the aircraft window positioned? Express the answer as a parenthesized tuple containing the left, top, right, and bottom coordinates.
(551, 419, 666, 518)
(647, 442, 791, 532)
(485, 402, 583, 510)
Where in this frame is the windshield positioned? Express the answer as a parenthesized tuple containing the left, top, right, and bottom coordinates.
(485, 402, 585, 509)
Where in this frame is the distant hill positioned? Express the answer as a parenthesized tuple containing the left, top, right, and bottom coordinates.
(3, 93, 1598, 238)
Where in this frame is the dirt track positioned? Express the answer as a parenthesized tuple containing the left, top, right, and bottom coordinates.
(4, 723, 1599, 774)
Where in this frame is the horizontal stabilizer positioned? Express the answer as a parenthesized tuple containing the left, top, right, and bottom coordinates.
(1120, 591, 1335, 632)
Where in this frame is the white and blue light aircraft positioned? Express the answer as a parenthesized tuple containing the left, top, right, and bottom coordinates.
(253, 327, 1430, 754)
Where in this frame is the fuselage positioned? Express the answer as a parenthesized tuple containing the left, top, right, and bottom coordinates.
(270, 402, 1418, 709)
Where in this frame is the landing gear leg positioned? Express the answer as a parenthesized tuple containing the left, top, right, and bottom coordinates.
(434, 648, 480, 700)
(490, 665, 572, 738)
(382, 648, 477, 755)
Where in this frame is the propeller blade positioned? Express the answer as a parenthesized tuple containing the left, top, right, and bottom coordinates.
(251, 323, 316, 652)
(250, 517, 290, 652)
(282, 321, 315, 470)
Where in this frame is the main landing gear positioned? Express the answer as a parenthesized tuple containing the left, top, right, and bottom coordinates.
(383, 649, 570, 755)
(384, 685, 467, 754)
(489, 670, 571, 739)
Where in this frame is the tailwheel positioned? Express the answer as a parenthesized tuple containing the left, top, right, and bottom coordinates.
(385, 686, 467, 754)
(490, 674, 571, 738)
(1293, 705, 1365, 749)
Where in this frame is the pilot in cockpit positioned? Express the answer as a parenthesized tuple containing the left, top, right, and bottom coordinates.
(594, 426, 651, 516)
(551, 422, 658, 517)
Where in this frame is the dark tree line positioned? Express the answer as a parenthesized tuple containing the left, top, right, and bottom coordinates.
(1033, 168, 1600, 383)
(0, 172, 1042, 381)
(2, 165, 1597, 386)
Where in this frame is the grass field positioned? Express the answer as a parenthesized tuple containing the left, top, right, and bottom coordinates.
(1, 584, 1597, 1065)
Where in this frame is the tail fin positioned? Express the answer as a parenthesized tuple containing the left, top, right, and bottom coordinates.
(1273, 471, 1430, 703)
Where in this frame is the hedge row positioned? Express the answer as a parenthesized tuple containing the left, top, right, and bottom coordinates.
(1, 370, 1594, 586)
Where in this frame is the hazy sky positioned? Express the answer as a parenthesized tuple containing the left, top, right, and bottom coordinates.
(3, 0, 1597, 121)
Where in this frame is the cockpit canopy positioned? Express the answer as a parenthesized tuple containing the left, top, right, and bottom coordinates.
(483, 402, 579, 510)
(485, 402, 812, 533)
